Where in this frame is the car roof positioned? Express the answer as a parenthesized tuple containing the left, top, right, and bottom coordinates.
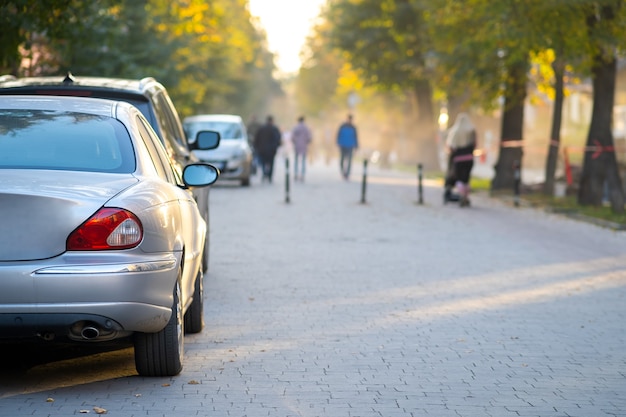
(0, 94, 126, 116)
(0, 73, 163, 102)
(183, 114, 243, 123)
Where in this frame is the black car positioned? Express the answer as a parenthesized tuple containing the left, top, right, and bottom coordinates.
(0, 73, 217, 272)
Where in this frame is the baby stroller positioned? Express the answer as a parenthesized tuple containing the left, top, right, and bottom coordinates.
(443, 145, 474, 206)
(443, 174, 461, 204)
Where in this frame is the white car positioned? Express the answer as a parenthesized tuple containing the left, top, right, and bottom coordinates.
(0, 95, 220, 376)
(184, 114, 254, 186)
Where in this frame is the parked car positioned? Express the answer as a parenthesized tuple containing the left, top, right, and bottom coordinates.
(0, 73, 215, 272)
(184, 114, 254, 186)
(0, 95, 220, 376)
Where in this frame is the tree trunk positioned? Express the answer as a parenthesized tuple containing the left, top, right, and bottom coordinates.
(415, 79, 435, 124)
(543, 57, 565, 196)
(577, 53, 624, 212)
(491, 60, 527, 191)
(414, 79, 439, 170)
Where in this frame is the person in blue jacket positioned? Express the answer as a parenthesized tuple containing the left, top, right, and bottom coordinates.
(336, 114, 359, 180)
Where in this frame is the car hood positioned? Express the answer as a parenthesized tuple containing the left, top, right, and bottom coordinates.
(0, 170, 138, 261)
(193, 140, 248, 160)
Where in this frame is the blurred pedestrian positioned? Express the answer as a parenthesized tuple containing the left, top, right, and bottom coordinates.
(445, 112, 476, 207)
(291, 116, 312, 181)
(336, 114, 358, 180)
(254, 115, 282, 183)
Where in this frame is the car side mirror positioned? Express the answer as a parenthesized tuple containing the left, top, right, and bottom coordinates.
(192, 130, 220, 150)
(182, 163, 220, 187)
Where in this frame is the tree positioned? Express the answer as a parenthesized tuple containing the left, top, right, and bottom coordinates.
(523, 2, 583, 197)
(144, 0, 277, 117)
(514, 2, 589, 197)
(543, 54, 566, 196)
(577, 1, 625, 212)
(1, 0, 277, 120)
(51, 0, 161, 78)
(324, 0, 439, 168)
(429, 0, 534, 190)
(0, 0, 108, 75)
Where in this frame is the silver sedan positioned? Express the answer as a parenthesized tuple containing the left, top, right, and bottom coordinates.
(0, 95, 220, 376)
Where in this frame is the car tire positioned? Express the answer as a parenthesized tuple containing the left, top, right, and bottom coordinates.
(184, 269, 204, 334)
(134, 279, 184, 376)
(241, 176, 250, 187)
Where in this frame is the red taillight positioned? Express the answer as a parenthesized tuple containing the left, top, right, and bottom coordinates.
(67, 208, 143, 250)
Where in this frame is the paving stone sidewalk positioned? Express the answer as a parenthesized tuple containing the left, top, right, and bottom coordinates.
(194, 159, 626, 417)
(1, 158, 625, 417)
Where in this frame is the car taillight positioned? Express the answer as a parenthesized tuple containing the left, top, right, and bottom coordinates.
(67, 208, 143, 250)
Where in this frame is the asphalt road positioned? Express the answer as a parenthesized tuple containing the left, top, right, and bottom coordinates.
(1, 158, 625, 417)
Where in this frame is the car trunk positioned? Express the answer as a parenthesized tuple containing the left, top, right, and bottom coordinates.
(0, 170, 137, 261)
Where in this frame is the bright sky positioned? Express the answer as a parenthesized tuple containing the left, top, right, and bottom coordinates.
(248, 0, 325, 74)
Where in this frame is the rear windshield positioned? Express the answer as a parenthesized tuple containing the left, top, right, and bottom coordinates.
(184, 120, 244, 141)
(0, 109, 135, 173)
(0, 87, 159, 140)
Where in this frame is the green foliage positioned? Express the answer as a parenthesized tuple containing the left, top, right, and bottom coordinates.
(0, 0, 83, 74)
(522, 193, 626, 225)
(133, 0, 278, 118)
(51, 1, 158, 78)
(0, 0, 277, 120)
(326, 0, 430, 91)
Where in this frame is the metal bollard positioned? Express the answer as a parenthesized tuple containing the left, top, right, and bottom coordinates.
(360, 159, 368, 204)
(417, 163, 423, 205)
(513, 160, 521, 207)
(285, 158, 290, 204)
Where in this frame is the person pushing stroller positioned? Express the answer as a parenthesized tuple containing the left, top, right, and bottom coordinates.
(444, 112, 476, 207)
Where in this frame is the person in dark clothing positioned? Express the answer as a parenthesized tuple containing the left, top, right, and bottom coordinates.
(253, 115, 282, 183)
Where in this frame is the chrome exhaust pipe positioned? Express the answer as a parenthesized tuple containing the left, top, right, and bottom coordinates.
(81, 326, 100, 340)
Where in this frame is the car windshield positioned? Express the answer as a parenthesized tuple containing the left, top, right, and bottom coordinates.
(185, 121, 243, 141)
(0, 109, 135, 173)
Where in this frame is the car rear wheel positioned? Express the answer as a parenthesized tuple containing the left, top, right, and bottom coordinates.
(184, 269, 204, 334)
(134, 279, 184, 376)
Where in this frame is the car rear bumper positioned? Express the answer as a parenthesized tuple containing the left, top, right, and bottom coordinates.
(0, 312, 131, 342)
(0, 252, 181, 341)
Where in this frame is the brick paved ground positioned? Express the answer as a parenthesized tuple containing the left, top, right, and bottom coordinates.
(1, 158, 625, 417)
